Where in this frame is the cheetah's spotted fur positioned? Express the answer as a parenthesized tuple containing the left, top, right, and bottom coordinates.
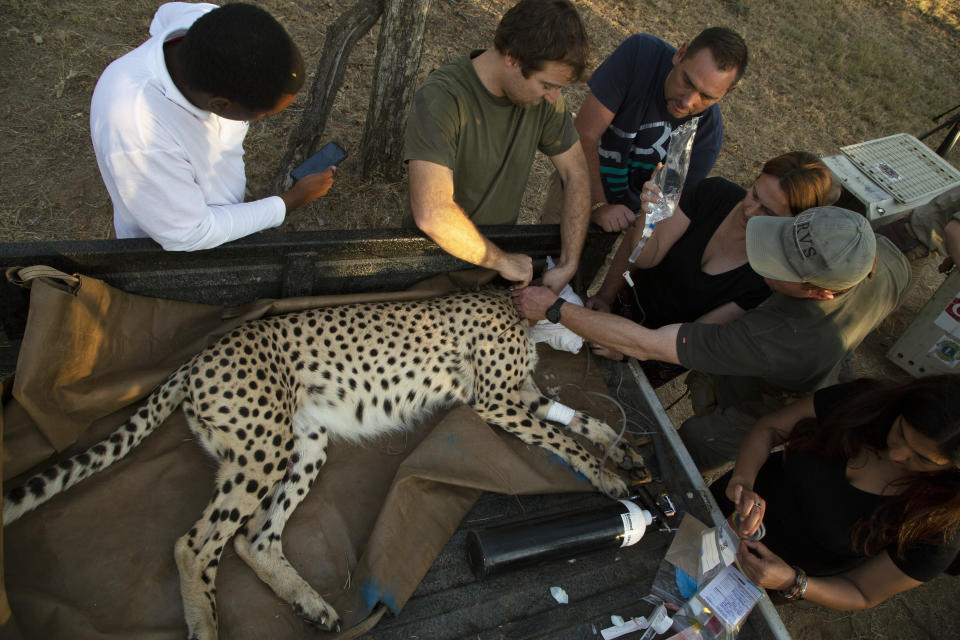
(4, 290, 646, 639)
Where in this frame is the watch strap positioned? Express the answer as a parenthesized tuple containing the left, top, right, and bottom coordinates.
(546, 297, 566, 323)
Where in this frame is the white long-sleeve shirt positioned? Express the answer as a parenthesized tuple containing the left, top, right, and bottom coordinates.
(90, 2, 285, 251)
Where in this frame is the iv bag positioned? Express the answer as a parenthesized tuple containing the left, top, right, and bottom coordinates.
(628, 117, 700, 263)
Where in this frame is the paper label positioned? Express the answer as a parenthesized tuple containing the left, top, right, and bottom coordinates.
(698, 525, 735, 577)
(929, 334, 960, 368)
(618, 500, 650, 547)
(934, 294, 960, 337)
(697, 565, 762, 629)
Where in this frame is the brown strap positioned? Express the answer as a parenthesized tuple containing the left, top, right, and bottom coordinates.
(5, 265, 81, 294)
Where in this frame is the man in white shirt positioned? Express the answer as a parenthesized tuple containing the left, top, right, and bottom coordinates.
(91, 2, 334, 251)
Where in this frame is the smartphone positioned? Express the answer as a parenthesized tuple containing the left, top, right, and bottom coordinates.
(290, 141, 347, 181)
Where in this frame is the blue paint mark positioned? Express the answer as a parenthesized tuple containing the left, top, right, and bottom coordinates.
(547, 452, 590, 485)
(675, 566, 697, 598)
(362, 577, 400, 615)
(443, 432, 461, 449)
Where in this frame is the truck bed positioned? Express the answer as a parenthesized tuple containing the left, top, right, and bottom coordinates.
(0, 227, 787, 639)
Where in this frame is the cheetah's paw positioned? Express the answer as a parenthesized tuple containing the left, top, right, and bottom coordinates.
(293, 593, 341, 632)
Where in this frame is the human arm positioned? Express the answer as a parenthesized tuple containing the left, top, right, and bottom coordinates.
(738, 541, 923, 610)
(695, 301, 747, 325)
(107, 151, 333, 251)
(940, 218, 960, 273)
(587, 175, 692, 309)
(574, 93, 636, 232)
(724, 396, 815, 537)
(513, 286, 680, 363)
(102, 143, 295, 251)
(409, 159, 533, 286)
(542, 142, 590, 293)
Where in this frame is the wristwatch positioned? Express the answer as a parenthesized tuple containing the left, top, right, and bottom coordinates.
(545, 298, 566, 324)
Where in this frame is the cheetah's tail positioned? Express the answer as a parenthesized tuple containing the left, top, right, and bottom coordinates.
(2, 360, 193, 525)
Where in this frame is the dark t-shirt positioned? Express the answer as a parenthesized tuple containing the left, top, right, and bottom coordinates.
(588, 34, 723, 212)
(631, 177, 770, 328)
(714, 381, 959, 581)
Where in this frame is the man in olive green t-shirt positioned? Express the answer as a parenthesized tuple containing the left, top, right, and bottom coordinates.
(512, 207, 910, 472)
(404, 0, 591, 293)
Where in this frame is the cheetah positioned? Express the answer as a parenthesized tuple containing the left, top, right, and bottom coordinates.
(3, 289, 647, 640)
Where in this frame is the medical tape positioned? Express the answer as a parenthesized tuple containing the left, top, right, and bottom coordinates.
(545, 401, 576, 425)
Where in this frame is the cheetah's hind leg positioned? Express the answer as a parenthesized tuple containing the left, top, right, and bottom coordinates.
(231, 411, 341, 631)
(174, 458, 288, 640)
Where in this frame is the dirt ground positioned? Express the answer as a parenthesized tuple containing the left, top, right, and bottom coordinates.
(2, 0, 960, 638)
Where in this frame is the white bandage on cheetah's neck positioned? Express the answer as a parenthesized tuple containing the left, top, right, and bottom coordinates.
(546, 400, 576, 425)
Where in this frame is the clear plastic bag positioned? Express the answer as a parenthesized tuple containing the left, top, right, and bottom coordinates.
(629, 117, 701, 263)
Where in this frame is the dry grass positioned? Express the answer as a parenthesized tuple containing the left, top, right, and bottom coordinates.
(2, 0, 960, 636)
(1, 0, 957, 241)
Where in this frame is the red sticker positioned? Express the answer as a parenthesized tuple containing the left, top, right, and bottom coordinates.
(946, 297, 960, 323)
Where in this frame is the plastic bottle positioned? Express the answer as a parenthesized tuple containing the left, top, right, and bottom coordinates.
(466, 499, 653, 578)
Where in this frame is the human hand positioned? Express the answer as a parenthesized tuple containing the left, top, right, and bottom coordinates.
(726, 480, 766, 539)
(283, 167, 336, 212)
(541, 260, 577, 294)
(939, 256, 955, 274)
(495, 252, 534, 288)
(512, 285, 557, 322)
(585, 294, 612, 313)
(639, 163, 664, 215)
(737, 539, 796, 591)
(591, 203, 636, 232)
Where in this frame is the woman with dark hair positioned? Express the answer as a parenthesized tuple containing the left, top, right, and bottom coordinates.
(586, 151, 835, 379)
(719, 375, 960, 609)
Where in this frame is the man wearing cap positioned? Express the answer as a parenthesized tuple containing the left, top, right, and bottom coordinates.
(512, 206, 910, 471)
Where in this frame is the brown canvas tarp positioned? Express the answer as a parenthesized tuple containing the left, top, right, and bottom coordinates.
(1, 267, 623, 639)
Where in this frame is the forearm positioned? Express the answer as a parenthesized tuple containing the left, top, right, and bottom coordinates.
(107, 149, 285, 250)
(409, 160, 512, 271)
(128, 197, 285, 252)
(798, 575, 879, 611)
(417, 202, 507, 269)
(595, 227, 660, 303)
(578, 133, 607, 208)
(730, 397, 812, 490)
(596, 236, 633, 302)
(555, 151, 591, 273)
(728, 422, 780, 492)
(561, 303, 680, 363)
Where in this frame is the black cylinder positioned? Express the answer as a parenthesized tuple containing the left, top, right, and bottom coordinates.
(466, 499, 652, 578)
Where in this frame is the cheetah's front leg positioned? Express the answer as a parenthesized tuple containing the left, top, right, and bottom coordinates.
(473, 398, 629, 497)
(517, 389, 648, 476)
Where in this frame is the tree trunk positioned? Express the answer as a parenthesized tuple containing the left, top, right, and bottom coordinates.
(270, 0, 385, 195)
(358, 0, 431, 182)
